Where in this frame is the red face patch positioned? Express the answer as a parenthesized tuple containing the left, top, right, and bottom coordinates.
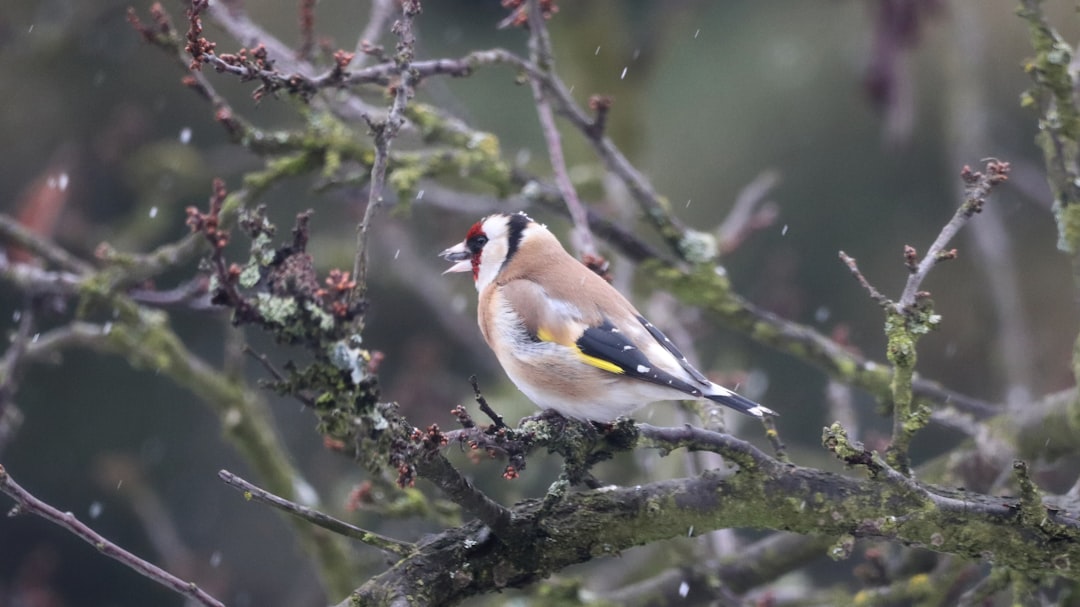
(464, 221, 487, 281)
(465, 221, 485, 241)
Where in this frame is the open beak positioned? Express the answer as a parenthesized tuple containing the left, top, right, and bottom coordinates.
(440, 241, 472, 274)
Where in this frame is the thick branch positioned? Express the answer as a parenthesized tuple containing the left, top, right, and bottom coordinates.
(339, 425, 1080, 606)
(413, 451, 514, 539)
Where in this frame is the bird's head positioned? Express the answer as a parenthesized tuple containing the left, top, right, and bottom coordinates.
(440, 212, 542, 291)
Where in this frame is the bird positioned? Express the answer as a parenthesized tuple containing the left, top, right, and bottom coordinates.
(440, 212, 777, 422)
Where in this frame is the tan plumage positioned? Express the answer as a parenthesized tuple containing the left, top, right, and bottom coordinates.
(441, 212, 776, 422)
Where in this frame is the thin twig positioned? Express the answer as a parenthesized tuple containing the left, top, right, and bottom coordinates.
(525, 0, 596, 258)
(297, 0, 316, 61)
(242, 345, 317, 407)
(354, 0, 396, 64)
(838, 251, 890, 306)
(637, 423, 782, 474)
(91, 455, 198, 576)
(506, 53, 689, 256)
(896, 160, 1010, 311)
(15, 312, 358, 597)
(0, 464, 226, 607)
(353, 46, 692, 256)
(761, 415, 788, 463)
(352, 0, 420, 300)
(204, 1, 385, 123)
(241, 345, 285, 382)
(218, 470, 414, 557)
(469, 375, 507, 430)
(822, 422, 931, 498)
(717, 170, 781, 253)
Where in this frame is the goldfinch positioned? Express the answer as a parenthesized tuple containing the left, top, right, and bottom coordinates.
(440, 212, 777, 422)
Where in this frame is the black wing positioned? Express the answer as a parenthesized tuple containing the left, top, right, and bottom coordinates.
(636, 315, 710, 385)
(576, 318, 705, 397)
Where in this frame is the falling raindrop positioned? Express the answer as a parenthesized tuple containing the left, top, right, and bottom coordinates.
(814, 307, 830, 323)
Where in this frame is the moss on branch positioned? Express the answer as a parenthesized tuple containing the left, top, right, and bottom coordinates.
(340, 427, 1080, 606)
(640, 261, 975, 416)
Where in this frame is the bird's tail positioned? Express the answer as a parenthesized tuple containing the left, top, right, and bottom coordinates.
(704, 387, 777, 418)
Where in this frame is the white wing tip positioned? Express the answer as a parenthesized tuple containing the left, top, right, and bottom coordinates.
(704, 386, 779, 418)
(746, 404, 778, 418)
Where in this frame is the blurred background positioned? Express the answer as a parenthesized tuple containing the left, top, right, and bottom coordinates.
(1, 0, 1078, 605)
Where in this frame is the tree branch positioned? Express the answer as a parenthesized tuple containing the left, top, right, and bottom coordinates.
(0, 214, 92, 274)
(0, 464, 225, 607)
(219, 470, 414, 557)
(352, 0, 421, 299)
(525, 0, 596, 259)
(14, 301, 358, 598)
(338, 423, 1080, 605)
(896, 161, 1010, 311)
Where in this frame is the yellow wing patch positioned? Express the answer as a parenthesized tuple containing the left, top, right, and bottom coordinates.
(535, 326, 561, 344)
(574, 351, 625, 374)
(536, 326, 625, 375)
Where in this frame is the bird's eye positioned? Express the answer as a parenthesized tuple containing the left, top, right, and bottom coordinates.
(468, 235, 488, 253)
